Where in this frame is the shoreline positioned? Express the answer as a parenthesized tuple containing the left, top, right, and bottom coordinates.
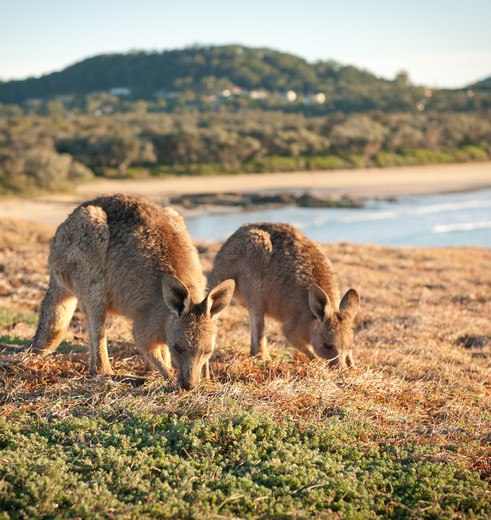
(0, 161, 490, 226)
(78, 161, 491, 199)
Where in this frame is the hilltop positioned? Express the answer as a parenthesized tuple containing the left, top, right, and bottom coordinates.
(471, 75, 491, 88)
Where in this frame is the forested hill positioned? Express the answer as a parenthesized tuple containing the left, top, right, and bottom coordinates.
(0, 45, 465, 113)
(471, 75, 491, 88)
(0, 45, 488, 114)
(0, 45, 390, 100)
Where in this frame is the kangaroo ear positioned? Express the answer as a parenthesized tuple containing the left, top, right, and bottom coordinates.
(205, 279, 235, 319)
(162, 275, 191, 317)
(309, 284, 330, 322)
(339, 289, 360, 320)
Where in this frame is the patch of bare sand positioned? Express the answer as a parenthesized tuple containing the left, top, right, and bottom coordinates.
(0, 162, 490, 226)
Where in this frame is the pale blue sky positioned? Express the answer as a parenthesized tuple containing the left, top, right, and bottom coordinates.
(1, 0, 490, 88)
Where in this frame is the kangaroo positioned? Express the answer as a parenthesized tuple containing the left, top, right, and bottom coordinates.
(21, 194, 235, 390)
(214, 223, 359, 367)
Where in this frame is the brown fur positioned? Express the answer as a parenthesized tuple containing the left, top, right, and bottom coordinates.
(25, 194, 234, 389)
(214, 223, 360, 367)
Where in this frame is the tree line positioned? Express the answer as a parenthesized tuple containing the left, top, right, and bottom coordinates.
(1, 109, 490, 195)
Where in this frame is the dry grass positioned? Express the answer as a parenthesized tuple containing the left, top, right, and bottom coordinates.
(1, 218, 490, 482)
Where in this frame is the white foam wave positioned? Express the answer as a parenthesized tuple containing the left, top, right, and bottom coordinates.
(336, 198, 491, 224)
(433, 221, 491, 233)
(339, 210, 399, 223)
(407, 199, 491, 215)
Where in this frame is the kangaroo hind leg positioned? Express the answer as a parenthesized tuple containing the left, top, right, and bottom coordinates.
(28, 278, 78, 355)
(40, 203, 111, 372)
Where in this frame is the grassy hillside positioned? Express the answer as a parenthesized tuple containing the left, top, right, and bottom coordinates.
(0, 218, 490, 518)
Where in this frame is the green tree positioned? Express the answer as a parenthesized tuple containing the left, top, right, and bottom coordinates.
(329, 114, 388, 156)
(90, 133, 142, 176)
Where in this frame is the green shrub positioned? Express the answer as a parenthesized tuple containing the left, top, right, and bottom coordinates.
(455, 145, 489, 161)
(0, 409, 489, 519)
(305, 155, 347, 169)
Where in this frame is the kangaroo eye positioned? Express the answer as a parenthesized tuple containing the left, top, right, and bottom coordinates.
(173, 344, 184, 354)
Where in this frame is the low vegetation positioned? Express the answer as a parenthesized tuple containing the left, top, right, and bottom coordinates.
(0, 219, 490, 518)
(1, 110, 491, 195)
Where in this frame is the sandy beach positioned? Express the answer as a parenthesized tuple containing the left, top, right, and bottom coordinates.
(0, 161, 490, 226)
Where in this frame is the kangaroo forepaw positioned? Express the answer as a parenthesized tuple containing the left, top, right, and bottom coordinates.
(250, 351, 271, 362)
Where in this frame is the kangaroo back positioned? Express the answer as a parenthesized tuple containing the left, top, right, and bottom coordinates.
(77, 194, 207, 316)
(215, 222, 340, 318)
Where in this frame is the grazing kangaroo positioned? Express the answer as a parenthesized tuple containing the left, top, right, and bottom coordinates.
(22, 194, 235, 390)
(214, 223, 360, 367)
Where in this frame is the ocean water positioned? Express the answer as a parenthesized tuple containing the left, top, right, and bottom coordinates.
(185, 188, 491, 247)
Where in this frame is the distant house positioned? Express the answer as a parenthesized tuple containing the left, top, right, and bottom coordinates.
(303, 93, 326, 104)
(25, 98, 44, 106)
(281, 90, 297, 102)
(249, 90, 267, 100)
(109, 88, 131, 97)
(154, 90, 178, 99)
(58, 94, 76, 103)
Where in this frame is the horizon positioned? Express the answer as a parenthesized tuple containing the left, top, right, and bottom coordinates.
(1, 1, 491, 89)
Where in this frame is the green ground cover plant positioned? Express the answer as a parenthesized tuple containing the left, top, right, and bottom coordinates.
(1, 404, 489, 519)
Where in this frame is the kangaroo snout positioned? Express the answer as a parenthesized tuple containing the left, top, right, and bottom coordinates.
(179, 379, 194, 391)
(179, 375, 200, 391)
